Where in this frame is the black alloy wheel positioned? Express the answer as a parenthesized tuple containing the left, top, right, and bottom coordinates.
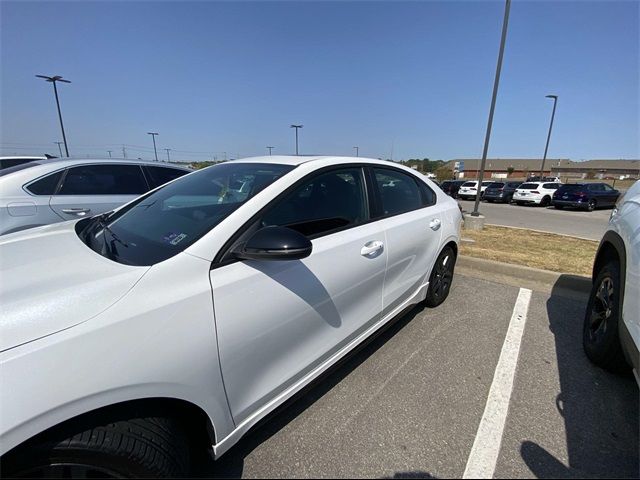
(583, 260, 629, 372)
(425, 246, 456, 307)
(587, 199, 597, 211)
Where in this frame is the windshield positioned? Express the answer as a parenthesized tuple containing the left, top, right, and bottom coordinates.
(488, 182, 504, 188)
(78, 162, 294, 266)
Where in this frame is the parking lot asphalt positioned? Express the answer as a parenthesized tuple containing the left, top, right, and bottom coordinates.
(199, 272, 638, 479)
(458, 200, 611, 240)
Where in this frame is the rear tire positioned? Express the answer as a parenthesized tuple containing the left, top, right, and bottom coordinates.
(583, 260, 630, 373)
(587, 199, 597, 211)
(425, 246, 456, 308)
(541, 196, 551, 207)
(1, 412, 191, 478)
(516, 201, 524, 206)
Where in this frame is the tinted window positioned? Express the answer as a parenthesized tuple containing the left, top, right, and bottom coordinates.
(559, 184, 585, 191)
(506, 182, 522, 188)
(59, 164, 147, 195)
(261, 168, 367, 237)
(589, 184, 605, 191)
(26, 170, 64, 195)
(145, 166, 189, 189)
(374, 168, 422, 216)
(542, 183, 560, 189)
(519, 183, 538, 190)
(0, 158, 42, 170)
(603, 184, 614, 191)
(462, 182, 476, 187)
(78, 162, 293, 266)
(0, 161, 44, 177)
(488, 182, 504, 188)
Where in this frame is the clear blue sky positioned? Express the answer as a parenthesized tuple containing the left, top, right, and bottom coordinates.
(1, 1, 638, 162)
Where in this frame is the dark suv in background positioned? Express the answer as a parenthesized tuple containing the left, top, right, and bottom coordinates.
(482, 181, 522, 203)
(552, 183, 620, 211)
(439, 180, 466, 198)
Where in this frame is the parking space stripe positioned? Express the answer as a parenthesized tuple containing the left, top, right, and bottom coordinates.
(462, 287, 532, 479)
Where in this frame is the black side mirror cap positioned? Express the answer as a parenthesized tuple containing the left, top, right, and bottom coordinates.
(234, 226, 312, 261)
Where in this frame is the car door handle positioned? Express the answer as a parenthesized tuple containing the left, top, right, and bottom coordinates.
(361, 241, 384, 256)
(61, 208, 91, 216)
(429, 218, 441, 231)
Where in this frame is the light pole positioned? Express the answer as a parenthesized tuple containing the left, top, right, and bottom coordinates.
(37, 75, 71, 157)
(290, 124, 303, 155)
(54, 141, 64, 157)
(539, 95, 558, 181)
(165, 148, 171, 162)
(353, 146, 359, 157)
(107, 150, 112, 158)
(471, 0, 511, 218)
(147, 132, 159, 161)
(267, 146, 274, 155)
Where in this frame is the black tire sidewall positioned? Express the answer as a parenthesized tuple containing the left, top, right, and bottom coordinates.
(425, 246, 456, 308)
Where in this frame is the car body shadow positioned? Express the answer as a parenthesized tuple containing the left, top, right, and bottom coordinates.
(521, 275, 639, 478)
(196, 303, 426, 478)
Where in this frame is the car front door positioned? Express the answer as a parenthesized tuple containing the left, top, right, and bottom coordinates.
(210, 166, 387, 424)
(49, 164, 149, 221)
(371, 167, 444, 316)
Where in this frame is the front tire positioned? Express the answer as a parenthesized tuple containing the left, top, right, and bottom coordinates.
(587, 199, 597, 211)
(2, 413, 191, 478)
(583, 260, 630, 373)
(425, 246, 456, 307)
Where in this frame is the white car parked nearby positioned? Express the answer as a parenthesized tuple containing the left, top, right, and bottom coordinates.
(584, 180, 639, 380)
(457, 180, 493, 200)
(0, 156, 462, 477)
(0, 158, 190, 235)
(512, 181, 562, 207)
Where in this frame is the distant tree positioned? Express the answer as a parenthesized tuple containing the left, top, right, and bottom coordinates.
(507, 167, 515, 177)
(585, 171, 596, 179)
(435, 166, 453, 183)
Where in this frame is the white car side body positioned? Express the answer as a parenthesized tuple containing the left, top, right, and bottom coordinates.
(0, 156, 461, 459)
(513, 181, 562, 204)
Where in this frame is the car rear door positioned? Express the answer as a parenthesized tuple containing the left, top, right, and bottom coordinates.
(370, 167, 444, 316)
(49, 164, 149, 220)
(210, 166, 387, 424)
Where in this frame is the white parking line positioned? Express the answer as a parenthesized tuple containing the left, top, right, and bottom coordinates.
(463, 287, 532, 479)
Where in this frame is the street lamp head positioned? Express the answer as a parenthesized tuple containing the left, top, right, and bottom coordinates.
(147, 132, 159, 136)
(36, 75, 70, 83)
(290, 124, 303, 128)
(545, 95, 558, 99)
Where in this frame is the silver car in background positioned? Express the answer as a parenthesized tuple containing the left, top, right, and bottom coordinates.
(0, 158, 190, 235)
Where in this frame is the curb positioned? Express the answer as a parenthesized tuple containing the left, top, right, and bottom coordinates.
(457, 255, 592, 294)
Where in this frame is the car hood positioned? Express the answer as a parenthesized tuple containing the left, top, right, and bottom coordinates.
(0, 221, 150, 352)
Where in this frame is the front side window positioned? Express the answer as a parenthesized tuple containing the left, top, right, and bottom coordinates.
(58, 164, 147, 195)
(543, 183, 560, 190)
(261, 168, 367, 238)
(374, 168, 423, 216)
(78, 162, 294, 266)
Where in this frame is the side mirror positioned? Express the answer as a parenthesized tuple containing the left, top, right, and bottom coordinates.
(234, 226, 312, 261)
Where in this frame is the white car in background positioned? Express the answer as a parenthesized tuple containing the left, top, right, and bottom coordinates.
(512, 181, 562, 207)
(0, 156, 461, 477)
(0, 158, 190, 235)
(584, 180, 639, 379)
(457, 180, 493, 200)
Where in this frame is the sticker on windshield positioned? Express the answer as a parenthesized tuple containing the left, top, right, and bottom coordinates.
(163, 232, 188, 246)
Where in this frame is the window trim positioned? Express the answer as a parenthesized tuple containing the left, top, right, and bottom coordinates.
(23, 167, 67, 196)
(212, 164, 376, 270)
(142, 165, 189, 190)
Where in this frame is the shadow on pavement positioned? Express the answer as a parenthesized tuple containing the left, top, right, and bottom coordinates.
(522, 275, 639, 478)
(195, 304, 426, 478)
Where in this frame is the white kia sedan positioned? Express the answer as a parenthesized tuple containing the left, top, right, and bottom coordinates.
(0, 156, 461, 477)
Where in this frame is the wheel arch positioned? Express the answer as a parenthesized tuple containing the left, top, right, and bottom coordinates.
(593, 230, 627, 307)
(1, 397, 216, 460)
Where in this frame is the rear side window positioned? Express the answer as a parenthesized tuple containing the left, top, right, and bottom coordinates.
(261, 168, 367, 238)
(26, 170, 64, 195)
(543, 183, 560, 189)
(374, 168, 423, 216)
(519, 183, 538, 190)
(58, 164, 148, 195)
(145, 166, 189, 189)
